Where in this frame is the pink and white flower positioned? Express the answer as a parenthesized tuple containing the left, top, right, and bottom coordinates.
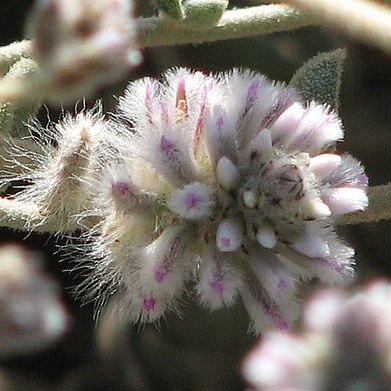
(28, 0, 141, 101)
(78, 68, 368, 333)
(243, 280, 391, 390)
(0, 245, 69, 356)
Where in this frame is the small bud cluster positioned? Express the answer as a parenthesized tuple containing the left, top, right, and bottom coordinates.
(243, 280, 391, 390)
(27, 0, 141, 102)
(6, 68, 368, 333)
(3, 107, 107, 231)
(0, 244, 69, 356)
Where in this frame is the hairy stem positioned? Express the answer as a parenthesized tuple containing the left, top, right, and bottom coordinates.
(335, 185, 391, 225)
(139, 4, 316, 47)
(0, 197, 81, 233)
(0, 197, 43, 231)
(286, 0, 391, 55)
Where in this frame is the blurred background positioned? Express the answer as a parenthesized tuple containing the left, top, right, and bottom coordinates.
(0, 0, 390, 389)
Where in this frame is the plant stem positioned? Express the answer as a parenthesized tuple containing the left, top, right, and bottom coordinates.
(286, 0, 391, 55)
(0, 197, 43, 231)
(138, 4, 317, 47)
(335, 184, 391, 225)
(0, 197, 79, 233)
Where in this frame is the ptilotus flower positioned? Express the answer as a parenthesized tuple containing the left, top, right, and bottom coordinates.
(27, 0, 141, 102)
(0, 244, 69, 357)
(78, 68, 368, 333)
(243, 280, 391, 390)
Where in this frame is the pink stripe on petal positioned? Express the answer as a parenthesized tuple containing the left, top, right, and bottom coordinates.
(249, 281, 289, 331)
(243, 80, 260, 115)
(142, 297, 156, 311)
(144, 82, 155, 110)
(216, 218, 242, 252)
(151, 235, 183, 284)
(185, 192, 199, 209)
(210, 272, 225, 295)
(334, 263, 346, 273)
(260, 87, 300, 129)
(221, 238, 231, 247)
(280, 246, 353, 284)
(211, 277, 224, 295)
(160, 102, 169, 123)
(159, 135, 174, 153)
(154, 267, 166, 283)
(216, 116, 225, 128)
(277, 279, 289, 289)
(194, 82, 214, 145)
(112, 180, 129, 195)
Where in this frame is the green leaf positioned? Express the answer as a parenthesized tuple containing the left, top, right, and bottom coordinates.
(289, 49, 346, 111)
(155, 0, 184, 19)
(183, 0, 228, 30)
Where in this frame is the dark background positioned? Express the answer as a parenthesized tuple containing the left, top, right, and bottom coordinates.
(0, 1, 390, 389)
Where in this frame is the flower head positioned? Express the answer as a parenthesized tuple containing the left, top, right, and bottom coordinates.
(27, 0, 141, 102)
(243, 280, 391, 390)
(77, 68, 367, 332)
(0, 244, 69, 356)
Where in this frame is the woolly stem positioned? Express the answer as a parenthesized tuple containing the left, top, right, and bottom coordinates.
(335, 185, 391, 225)
(286, 0, 391, 55)
(138, 4, 316, 47)
(0, 197, 91, 233)
(0, 197, 45, 231)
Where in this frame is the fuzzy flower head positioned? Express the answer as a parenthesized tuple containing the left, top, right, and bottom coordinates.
(82, 68, 368, 333)
(243, 280, 391, 390)
(27, 0, 141, 102)
(0, 244, 69, 357)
